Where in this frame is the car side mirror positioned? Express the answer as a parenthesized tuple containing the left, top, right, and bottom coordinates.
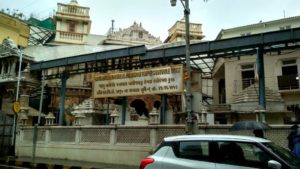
(268, 160, 282, 169)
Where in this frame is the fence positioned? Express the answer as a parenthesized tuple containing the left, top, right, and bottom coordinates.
(16, 125, 293, 166)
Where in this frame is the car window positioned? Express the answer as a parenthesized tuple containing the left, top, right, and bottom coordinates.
(217, 141, 272, 168)
(176, 141, 210, 162)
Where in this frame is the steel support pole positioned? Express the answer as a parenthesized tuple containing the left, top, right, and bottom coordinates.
(11, 49, 22, 154)
(59, 73, 67, 125)
(38, 70, 45, 125)
(32, 70, 45, 164)
(257, 46, 266, 122)
(121, 97, 127, 125)
(184, 0, 194, 134)
(160, 94, 167, 124)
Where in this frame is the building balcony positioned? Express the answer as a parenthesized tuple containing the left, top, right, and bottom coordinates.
(57, 3, 89, 17)
(55, 31, 86, 44)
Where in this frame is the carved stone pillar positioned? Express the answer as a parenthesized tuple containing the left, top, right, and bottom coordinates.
(110, 108, 120, 125)
(1, 61, 4, 76)
(45, 112, 56, 125)
(10, 59, 16, 78)
(7, 60, 11, 77)
(19, 110, 28, 126)
(18, 94, 30, 125)
(149, 108, 159, 125)
(74, 113, 86, 126)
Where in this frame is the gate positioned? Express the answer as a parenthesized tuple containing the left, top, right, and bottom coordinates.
(0, 113, 13, 157)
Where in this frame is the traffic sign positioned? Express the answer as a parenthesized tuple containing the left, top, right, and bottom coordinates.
(12, 101, 21, 113)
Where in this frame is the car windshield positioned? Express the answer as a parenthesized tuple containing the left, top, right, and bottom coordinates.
(263, 142, 300, 169)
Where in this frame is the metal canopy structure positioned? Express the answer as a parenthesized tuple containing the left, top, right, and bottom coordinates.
(28, 25, 54, 46)
(30, 28, 300, 79)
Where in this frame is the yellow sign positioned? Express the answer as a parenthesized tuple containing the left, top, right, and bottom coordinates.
(12, 101, 21, 113)
(93, 65, 184, 98)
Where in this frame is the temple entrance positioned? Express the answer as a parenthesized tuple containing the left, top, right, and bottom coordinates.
(130, 99, 149, 117)
(0, 113, 13, 157)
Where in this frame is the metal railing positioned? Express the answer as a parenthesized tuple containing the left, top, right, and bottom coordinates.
(233, 75, 300, 94)
(277, 74, 299, 90)
(57, 3, 89, 16)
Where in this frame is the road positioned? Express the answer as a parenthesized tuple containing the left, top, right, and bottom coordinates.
(0, 164, 29, 169)
(0, 163, 137, 169)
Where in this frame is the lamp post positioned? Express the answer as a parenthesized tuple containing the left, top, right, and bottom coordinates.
(170, 0, 194, 134)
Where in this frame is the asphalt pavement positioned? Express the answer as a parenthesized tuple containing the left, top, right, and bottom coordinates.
(0, 164, 29, 169)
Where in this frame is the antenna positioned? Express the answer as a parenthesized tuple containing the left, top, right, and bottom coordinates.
(111, 19, 115, 33)
(283, 10, 286, 18)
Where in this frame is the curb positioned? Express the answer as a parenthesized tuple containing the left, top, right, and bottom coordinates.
(1, 156, 136, 169)
(2, 157, 92, 169)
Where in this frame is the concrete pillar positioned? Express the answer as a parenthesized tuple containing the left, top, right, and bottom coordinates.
(75, 129, 81, 144)
(45, 129, 50, 144)
(110, 128, 116, 145)
(150, 128, 157, 148)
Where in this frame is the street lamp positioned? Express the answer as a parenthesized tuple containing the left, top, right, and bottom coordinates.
(170, 0, 194, 134)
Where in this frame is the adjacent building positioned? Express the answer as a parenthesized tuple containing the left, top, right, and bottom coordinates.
(211, 16, 300, 124)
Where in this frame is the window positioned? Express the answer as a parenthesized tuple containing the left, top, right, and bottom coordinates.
(176, 141, 209, 161)
(279, 25, 291, 30)
(278, 59, 299, 90)
(216, 141, 273, 168)
(241, 64, 255, 89)
(241, 32, 251, 36)
(68, 21, 76, 33)
(139, 31, 143, 38)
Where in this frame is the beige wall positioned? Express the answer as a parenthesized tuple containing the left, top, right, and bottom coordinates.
(223, 51, 300, 105)
(16, 125, 294, 167)
(0, 13, 29, 48)
(219, 17, 300, 39)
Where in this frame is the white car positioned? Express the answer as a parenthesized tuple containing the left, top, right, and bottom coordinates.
(139, 135, 300, 169)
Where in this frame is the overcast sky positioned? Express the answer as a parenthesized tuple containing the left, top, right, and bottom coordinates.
(1, 0, 300, 41)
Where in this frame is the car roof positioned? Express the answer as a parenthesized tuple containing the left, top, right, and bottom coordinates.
(164, 134, 270, 143)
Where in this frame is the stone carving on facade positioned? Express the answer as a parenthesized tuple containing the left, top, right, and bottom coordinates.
(129, 107, 139, 121)
(2, 37, 18, 51)
(105, 22, 162, 46)
(71, 98, 101, 125)
(45, 112, 56, 126)
(19, 110, 28, 126)
(110, 107, 120, 125)
(149, 108, 159, 125)
(231, 83, 285, 113)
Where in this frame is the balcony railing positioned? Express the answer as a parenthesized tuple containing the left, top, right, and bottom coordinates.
(277, 74, 299, 90)
(57, 3, 89, 16)
(233, 75, 300, 94)
(56, 31, 85, 42)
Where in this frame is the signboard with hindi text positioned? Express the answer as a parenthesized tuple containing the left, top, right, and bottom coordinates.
(93, 65, 183, 98)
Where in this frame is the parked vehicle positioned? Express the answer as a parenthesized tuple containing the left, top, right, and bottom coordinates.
(139, 135, 300, 169)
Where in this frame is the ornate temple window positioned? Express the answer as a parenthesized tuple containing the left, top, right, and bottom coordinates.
(67, 21, 77, 33)
(139, 31, 143, 39)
